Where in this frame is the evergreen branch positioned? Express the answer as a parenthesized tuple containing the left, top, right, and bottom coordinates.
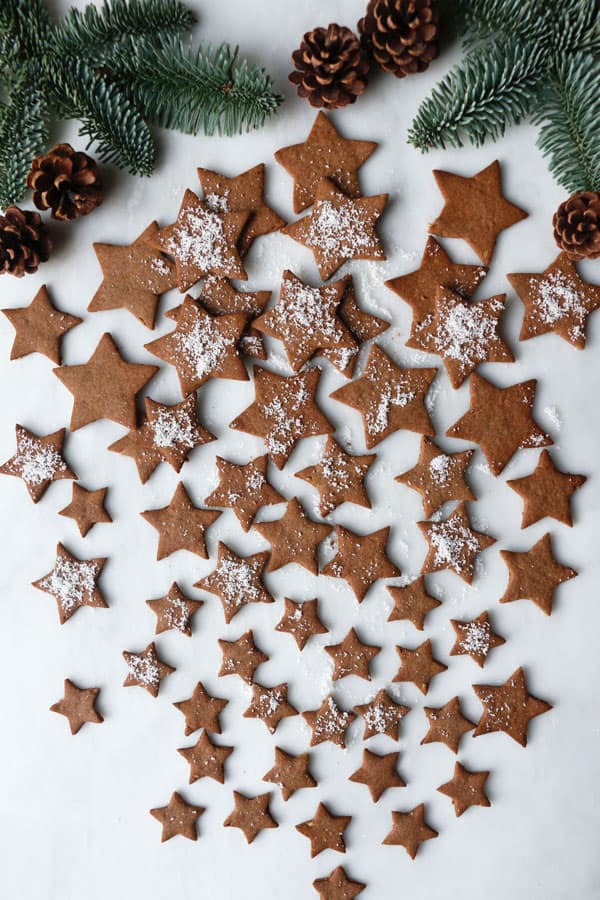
(533, 52, 600, 193)
(0, 69, 48, 208)
(0, 0, 52, 60)
(53, 0, 195, 62)
(552, 0, 600, 53)
(107, 37, 282, 136)
(408, 39, 545, 152)
(47, 59, 155, 176)
(461, 0, 553, 49)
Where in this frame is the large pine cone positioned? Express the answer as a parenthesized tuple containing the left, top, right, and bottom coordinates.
(0, 206, 52, 277)
(553, 191, 600, 260)
(358, 0, 439, 77)
(289, 23, 369, 110)
(27, 143, 103, 221)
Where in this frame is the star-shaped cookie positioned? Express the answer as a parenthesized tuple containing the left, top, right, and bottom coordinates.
(145, 295, 249, 394)
(244, 683, 298, 733)
(387, 576, 441, 630)
(54, 333, 158, 431)
(224, 791, 278, 843)
(59, 483, 111, 536)
(393, 639, 447, 694)
(383, 804, 438, 859)
(446, 374, 552, 476)
(418, 502, 495, 584)
(473, 666, 552, 746)
(385, 236, 486, 352)
(429, 160, 528, 265)
(508, 252, 600, 348)
(274, 111, 377, 213)
(178, 731, 233, 784)
(2, 285, 81, 364)
(421, 697, 476, 753)
(303, 695, 356, 748)
(122, 641, 175, 697)
(350, 750, 405, 802)
(296, 437, 375, 517)
(198, 163, 285, 254)
(499, 533, 577, 615)
(141, 482, 220, 560)
(218, 630, 268, 683)
(507, 449, 586, 528)
(281, 178, 387, 280)
(150, 792, 204, 842)
(355, 689, 410, 740)
(325, 628, 381, 681)
(173, 681, 228, 735)
(322, 526, 400, 601)
(255, 498, 331, 575)
(146, 582, 203, 636)
(0, 424, 75, 502)
(313, 866, 366, 900)
(296, 803, 351, 857)
(205, 455, 284, 531)
(33, 543, 106, 624)
(449, 611, 505, 667)
(88, 221, 177, 328)
(153, 189, 248, 291)
(195, 543, 273, 623)
(263, 747, 317, 800)
(438, 763, 490, 817)
(50, 679, 103, 734)
(275, 597, 328, 649)
(330, 345, 436, 448)
(395, 437, 475, 518)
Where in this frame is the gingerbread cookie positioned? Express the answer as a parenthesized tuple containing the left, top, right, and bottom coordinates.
(2, 285, 81, 364)
(418, 502, 495, 584)
(325, 628, 380, 681)
(224, 791, 278, 843)
(355, 689, 410, 740)
(421, 697, 476, 753)
(146, 583, 203, 636)
(218, 630, 268, 683)
(150, 792, 204, 842)
(350, 750, 405, 802)
(393, 639, 447, 695)
(296, 803, 351, 857)
(438, 763, 490, 817)
(507, 449, 586, 528)
(244, 683, 298, 733)
(33, 543, 106, 624)
(303, 695, 356, 748)
(122, 642, 175, 697)
(473, 666, 552, 746)
(395, 437, 475, 518)
(59, 483, 111, 537)
(141, 482, 220, 560)
(50, 679, 103, 734)
(313, 867, 365, 900)
(195, 543, 273, 624)
(499, 533, 577, 615)
(205, 455, 284, 531)
(296, 437, 374, 517)
(173, 681, 228, 735)
(383, 804, 438, 859)
(195, 275, 271, 359)
(276, 598, 328, 649)
(263, 747, 317, 800)
(255, 498, 331, 575)
(0, 425, 75, 502)
(387, 577, 441, 630)
(322, 525, 400, 601)
(178, 731, 233, 784)
(450, 611, 505, 667)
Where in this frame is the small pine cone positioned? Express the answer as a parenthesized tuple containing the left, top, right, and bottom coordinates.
(27, 143, 103, 221)
(358, 0, 439, 78)
(289, 23, 369, 110)
(553, 191, 600, 260)
(0, 206, 52, 277)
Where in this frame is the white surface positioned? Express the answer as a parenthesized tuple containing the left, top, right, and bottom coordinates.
(1, 2, 600, 898)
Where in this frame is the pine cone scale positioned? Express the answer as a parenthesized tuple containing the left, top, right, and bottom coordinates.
(359, 0, 439, 78)
(27, 143, 103, 221)
(553, 191, 600, 260)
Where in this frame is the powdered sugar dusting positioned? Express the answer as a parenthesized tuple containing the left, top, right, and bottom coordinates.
(39, 556, 100, 616)
(126, 652, 159, 687)
(458, 621, 491, 656)
(366, 384, 416, 435)
(429, 453, 451, 485)
(309, 200, 377, 264)
(175, 316, 235, 379)
(166, 206, 227, 273)
(533, 271, 588, 341)
(10, 435, 66, 486)
(428, 516, 479, 571)
(151, 406, 198, 449)
(262, 380, 311, 456)
(430, 298, 503, 365)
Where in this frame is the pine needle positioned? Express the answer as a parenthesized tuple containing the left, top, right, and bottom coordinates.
(0, 69, 48, 208)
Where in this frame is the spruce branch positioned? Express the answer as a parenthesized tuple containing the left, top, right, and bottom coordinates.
(408, 40, 545, 152)
(461, 0, 553, 49)
(0, 70, 48, 208)
(552, 0, 600, 53)
(533, 52, 600, 193)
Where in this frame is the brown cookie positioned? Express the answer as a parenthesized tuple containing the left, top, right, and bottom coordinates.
(429, 160, 528, 265)
(218, 630, 268, 683)
(178, 731, 233, 784)
(0, 424, 75, 502)
(59, 483, 111, 537)
(50, 678, 103, 734)
(150, 792, 204, 842)
(450, 611, 505, 667)
(146, 583, 203, 636)
(224, 791, 278, 843)
(108, 419, 164, 484)
(508, 252, 600, 348)
(383, 804, 438, 859)
(275, 111, 377, 213)
(507, 449, 586, 528)
(395, 437, 475, 518)
(145, 295, 249, 394)
(141, 482, 220, 560)
(281, 178, 387, 280)
(355, 689, 410, 741)
(2, 285, 81, 364)
(154, 189, 248, 291)
(322, 526, 400, 601)
(303, 695, 356, 748)
(54, 333, 158, 431)
(173, 681, 228, 735)
(230, 366, 334, 468)
(33, 543, 106, 624)
(385, 236, 486, 353)
(263, 747, 317, 800)
(255, 498, 332, 575)
(330, 345, 436, 448)
(296, 802, 351, 857)
(205, 455, 284, 532)
(122, 641, 175, 697)
(244, 683, 298, 733)
(473, 666, 552, 746)
(325, 628, 381, 681)
(421, 697, 476, 753)
(296, 437, 375, 517)
(89, 221, 177, 328)
(438, 762, 491, 817)
(393, 639, 447, 695)
(276, 598, 328, 649)
(313, 867, 366, 900)
(195, 275, 271, 359)
(499, 533, 577, 615)
(418, 502, 495, 584)
(349, 749, 405, 801)
(319, 276, 389, 377)
(195, 542, 273, 624)
(446, 374, 552, 476)
(387, 577, 441, 630)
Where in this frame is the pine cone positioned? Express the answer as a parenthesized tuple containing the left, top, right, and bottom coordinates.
(553, 191, 600, 260)
(289, 23, 369, 110)
(0, 206, 52, 277)
(27, 143, 103, 221)
(358, 0, 439, 77)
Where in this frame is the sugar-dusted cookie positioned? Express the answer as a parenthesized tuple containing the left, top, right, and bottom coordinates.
(0, 424, 75, 502)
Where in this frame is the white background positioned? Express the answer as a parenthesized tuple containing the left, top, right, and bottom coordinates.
(1, 1, 599, 898)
